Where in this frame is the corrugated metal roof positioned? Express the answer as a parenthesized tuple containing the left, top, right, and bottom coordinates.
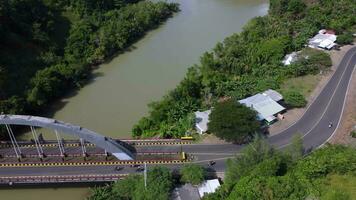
(239, 93, 285, 122)
(263, 89, 283, 102)
(198, 179, 220, 198)
(194, 110, 211, 133)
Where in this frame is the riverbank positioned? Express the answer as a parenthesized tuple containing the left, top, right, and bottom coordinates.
(36, 0, 269, 140)
(0, 1, 179, 139)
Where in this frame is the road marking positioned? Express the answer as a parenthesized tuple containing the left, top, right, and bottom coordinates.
(277, 52, 356, 150)
(0, 158, 192, 168)
(273, 47, 356, 137)
(320, 64, 356, 147)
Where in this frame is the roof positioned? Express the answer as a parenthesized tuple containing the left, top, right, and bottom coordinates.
(198, 179, 220, 198)
(263, 89, 283, 102)
(308, 31, 337, 50)
(194, 110, 211, 132)
(282, 52, 298, 65)
(173, 184, 200, 200)
(239, 93, 285, 122)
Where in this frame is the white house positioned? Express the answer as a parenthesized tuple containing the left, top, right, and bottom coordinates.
(194, 110, 211, 134)
(308, 29, 337, 50)
(239, 90, 285, 124)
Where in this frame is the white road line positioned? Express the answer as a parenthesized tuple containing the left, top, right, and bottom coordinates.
(272, 47, 356, 136)
(277, 52, 356, 150)
(320, 64, 356, 147)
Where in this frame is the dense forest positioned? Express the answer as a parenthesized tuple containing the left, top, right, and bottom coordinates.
(88, 138, 356, 200)
(0, 0, 178, 138)
(204, 138, 356, 200)
(132, 0, 356, 138)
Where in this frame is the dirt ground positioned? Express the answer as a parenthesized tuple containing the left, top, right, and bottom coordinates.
(268, 44, 356, 137)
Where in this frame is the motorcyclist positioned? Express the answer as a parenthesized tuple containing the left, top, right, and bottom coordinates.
(328, 122, 333, 128)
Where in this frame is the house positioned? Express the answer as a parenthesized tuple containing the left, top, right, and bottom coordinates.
(239, 90, 285, 124)
(198, 179, 221, 198)
(194, 110, 211, 134)
(308, 29, 337, 50)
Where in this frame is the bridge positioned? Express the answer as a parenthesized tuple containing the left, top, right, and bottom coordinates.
(0, 47, 355, 186)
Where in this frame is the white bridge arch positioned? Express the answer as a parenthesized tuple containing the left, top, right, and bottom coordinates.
(0, 114, 135, 160)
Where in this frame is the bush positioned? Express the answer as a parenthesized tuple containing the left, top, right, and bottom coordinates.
(208, 99, 260, 144)
(337, 33, 354, 45)
(180, 164, 206, 185)
(282, 90, 307, 108)
(350, 130, 356, 138)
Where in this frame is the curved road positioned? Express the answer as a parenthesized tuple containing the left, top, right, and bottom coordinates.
(0, 47, 355, 180)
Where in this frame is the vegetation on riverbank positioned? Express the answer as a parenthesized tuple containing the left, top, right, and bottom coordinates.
(132, 0, 355, 138)
(0, 0, 179, 138)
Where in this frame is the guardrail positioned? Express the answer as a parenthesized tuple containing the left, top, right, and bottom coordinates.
(0, 174, 129, 186)
(0, 139, 193, 148)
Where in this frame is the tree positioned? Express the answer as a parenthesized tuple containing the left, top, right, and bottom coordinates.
(288, 133, 304, 161)
(208, 99, 260, 144)
(282, 89, 307, 108)
(337, 33, 354, 45)
(180, 164, 206, 185)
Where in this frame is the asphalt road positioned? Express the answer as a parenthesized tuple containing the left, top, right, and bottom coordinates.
(0, 47, 355, 180)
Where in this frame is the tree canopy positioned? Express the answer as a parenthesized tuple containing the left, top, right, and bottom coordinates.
(180, 164, 206, 185)
(208, 99, 260, 144)
(0, 0, 178, 138)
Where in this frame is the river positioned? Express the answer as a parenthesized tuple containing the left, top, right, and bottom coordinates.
(8, 0, 268, 199)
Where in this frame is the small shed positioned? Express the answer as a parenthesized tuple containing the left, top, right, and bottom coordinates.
(198, 179, 220, 198)
(194, 110, 211, 134)
(282, 52, 298, 65)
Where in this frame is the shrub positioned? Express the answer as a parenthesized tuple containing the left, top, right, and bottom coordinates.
(337, 33, 354, 45)
(282, 90, 307, 108)
(350, 130, 356, 138)
(180, 164, 206, 185)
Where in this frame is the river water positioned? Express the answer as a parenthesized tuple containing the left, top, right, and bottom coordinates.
(8, 0, 268, 199)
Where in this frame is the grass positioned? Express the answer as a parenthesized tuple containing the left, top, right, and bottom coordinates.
(320, 174, 356, 200)
(280, 74, 322, 98)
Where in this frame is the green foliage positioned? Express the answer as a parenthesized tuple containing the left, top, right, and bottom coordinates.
(180, 164, 206, 185)
(88, 166, 174, 200)
(133, 0, 353, 138)
(208, 99, 259, 143)
(0, 0, 179, 138)
(337, 33, 354, 45)
(350, 130, 356, 138)
(205, 141, 356, 200)
(282, 89, 307, 108)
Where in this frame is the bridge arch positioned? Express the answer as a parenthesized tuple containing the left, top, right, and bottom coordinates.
(0, 114, 135, 160)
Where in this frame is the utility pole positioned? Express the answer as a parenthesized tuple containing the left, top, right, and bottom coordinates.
(144, 162, 147, 189)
